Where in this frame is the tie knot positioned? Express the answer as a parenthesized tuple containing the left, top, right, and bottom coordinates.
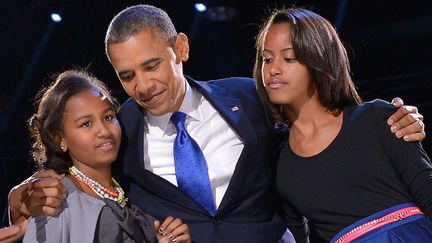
(170, 112, 186, 131)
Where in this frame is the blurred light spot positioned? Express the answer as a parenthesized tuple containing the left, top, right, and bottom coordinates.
(205, 6, 237, 21)
(195, 3, 207, 12)
(50, 13, 62, 23)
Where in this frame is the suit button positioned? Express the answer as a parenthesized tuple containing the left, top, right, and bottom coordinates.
(212, 217, 221, 225)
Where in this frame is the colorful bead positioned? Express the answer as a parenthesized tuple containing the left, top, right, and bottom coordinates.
(68, 166, 128, 207)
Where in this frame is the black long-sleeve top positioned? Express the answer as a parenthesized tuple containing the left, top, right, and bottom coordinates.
(276, 100, 432, 242)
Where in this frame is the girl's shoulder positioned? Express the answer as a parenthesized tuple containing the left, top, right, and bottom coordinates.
(346, 99, 395, 123)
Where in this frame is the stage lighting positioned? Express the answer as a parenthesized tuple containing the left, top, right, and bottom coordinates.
(195, 3, 207, 12)
(50, 13, 62, 23)
(206, 6, 237, 22)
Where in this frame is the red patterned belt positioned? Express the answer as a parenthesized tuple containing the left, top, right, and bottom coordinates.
(335, 206, 424, 243)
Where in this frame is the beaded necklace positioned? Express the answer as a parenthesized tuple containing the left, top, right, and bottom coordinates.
(68, 166, 127, 207)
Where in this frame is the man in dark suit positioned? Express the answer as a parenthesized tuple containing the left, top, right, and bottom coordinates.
(6, 4, 426, 243)
(105, 5, 290, 242)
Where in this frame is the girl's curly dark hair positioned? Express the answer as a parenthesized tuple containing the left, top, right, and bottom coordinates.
(28, 70, 119, 174)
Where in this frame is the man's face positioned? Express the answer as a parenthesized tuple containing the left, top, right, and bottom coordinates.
(107, 30, 189, 116)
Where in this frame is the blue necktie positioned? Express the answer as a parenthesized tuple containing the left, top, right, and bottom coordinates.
(170, 111, 216, 215)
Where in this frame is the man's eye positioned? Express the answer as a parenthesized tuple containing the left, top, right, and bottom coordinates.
(145, 63, 159, 71)
(119, 74, 134, 82)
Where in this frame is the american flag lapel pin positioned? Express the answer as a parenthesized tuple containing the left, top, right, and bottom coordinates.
(231, 106, 239, 112)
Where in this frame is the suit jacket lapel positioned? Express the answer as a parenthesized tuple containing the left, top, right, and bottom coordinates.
(122, 101, 208, 216)
(188, 78, 258, 214)
(189, 79, 256, 144)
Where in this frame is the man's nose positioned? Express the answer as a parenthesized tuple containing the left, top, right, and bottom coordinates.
(135, 73, 155, 95)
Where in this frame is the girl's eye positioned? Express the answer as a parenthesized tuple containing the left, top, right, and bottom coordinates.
(284, 57, 296, 63)
(104, 115, 113, 121)
(262, 58, 272, 64)
(81, 121, 91, 128)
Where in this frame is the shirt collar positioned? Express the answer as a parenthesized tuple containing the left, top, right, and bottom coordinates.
(145, 79, 204, 135)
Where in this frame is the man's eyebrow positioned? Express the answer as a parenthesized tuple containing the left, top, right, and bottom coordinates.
(141, 57, 162, 67)
(117, 58, 162, 76)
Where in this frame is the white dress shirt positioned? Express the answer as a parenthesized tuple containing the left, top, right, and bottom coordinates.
(143, 81, 244, 208)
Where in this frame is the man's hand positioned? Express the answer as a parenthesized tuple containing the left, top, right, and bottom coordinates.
(155, 216, 191, 243)
(388, 97, 425, 141)
(8, 170, 67, 224)
(0, 220, 27, 243)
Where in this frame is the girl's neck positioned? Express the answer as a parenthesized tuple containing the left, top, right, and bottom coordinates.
(283, 95, 344, 157)
(283, 95, 342, 139)
(284, 95, 329, 125)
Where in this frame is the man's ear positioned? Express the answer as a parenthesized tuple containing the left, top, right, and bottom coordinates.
(174, 33, 189, 63)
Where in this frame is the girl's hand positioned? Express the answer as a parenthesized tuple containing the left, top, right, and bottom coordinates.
(155, 216, 191, 243)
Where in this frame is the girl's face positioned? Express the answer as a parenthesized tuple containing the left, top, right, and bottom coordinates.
(261, 22, 315, 108)
(60, 89, 121, 171)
